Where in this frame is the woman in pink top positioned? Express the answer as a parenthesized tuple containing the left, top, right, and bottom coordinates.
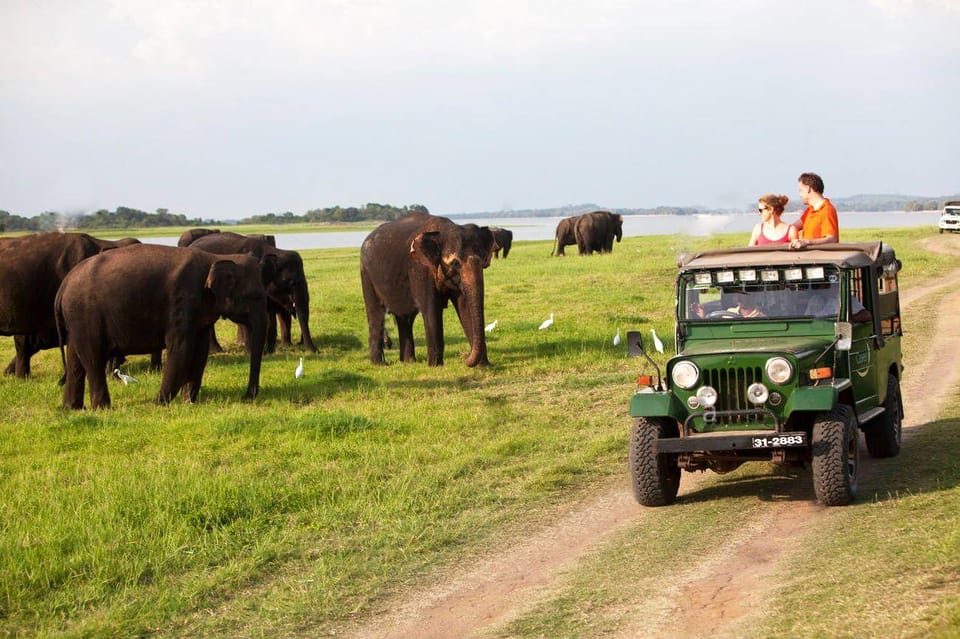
(749, 194, 798, 246)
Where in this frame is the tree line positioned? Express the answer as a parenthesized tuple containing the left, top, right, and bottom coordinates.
(240, 203, 429, 224)
(0, 207, 212, 233)
(2, 196, 956, 233)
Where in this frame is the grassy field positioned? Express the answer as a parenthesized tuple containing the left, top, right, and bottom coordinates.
(1, 227, 957, 637)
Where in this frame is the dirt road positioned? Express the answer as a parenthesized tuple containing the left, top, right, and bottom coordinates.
(347, 235, 960, 639)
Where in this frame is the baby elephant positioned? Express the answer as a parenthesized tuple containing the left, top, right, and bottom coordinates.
(55, 244, 271, 409)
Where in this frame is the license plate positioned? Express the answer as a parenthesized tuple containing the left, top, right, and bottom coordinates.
(751, 433, 806, 448)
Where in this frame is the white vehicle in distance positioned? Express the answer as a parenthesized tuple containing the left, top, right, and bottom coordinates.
(939, 201, 960, 234)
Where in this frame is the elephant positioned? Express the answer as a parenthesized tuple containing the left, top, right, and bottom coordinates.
(490, 227, 513, 259)
(177, 228, 221, 247)
(0, 232, 102, 377)
(574, 210, 623, 255)
(552, 215, 581, 256)
(184, 232, 316, 354)
(55, 244, 270, 409)
(360, 212, 498, 367)
(2, 235, 149, 377)
(92, 237, 142, 251)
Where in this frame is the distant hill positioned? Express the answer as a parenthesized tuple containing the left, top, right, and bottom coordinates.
(447, 194, 960, 219)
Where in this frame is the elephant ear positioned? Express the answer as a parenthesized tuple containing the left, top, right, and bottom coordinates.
(204, 260, 240, 321)
(410, 231, 443, 269)
(259, 254, 278, 287)
(478, 227, 498, 268)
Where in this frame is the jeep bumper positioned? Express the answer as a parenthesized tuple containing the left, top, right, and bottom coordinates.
(655, 430, 808, 453)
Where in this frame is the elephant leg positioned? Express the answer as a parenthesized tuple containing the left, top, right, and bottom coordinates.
(182, 331, 211, 403)
(421, 305, 444, 366)
(208, 326, 224, 353)
(361, 270, 388, 364)
(158, 339, 192, 404)
(277, 307, 293, 346)
(395, 313, 417, 363)
(150, 350, 163, 371)
(63, 345, 86, 410)
(87, 360, 111, 409)
(3, 355, 14, 376)
(11, 335, 38, 378)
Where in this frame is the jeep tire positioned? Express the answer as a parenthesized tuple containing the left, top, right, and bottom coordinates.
(812, 405, 859, 506)
(629, 417, 681, 506)
(865, 376, 902, 458)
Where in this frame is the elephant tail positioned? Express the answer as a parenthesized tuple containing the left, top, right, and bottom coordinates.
(54, 285, 68, 384)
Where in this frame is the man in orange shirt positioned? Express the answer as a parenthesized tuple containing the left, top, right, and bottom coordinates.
(789, 172, 838, 249)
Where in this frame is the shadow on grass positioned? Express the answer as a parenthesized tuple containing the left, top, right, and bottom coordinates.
(676, 416, 960, 506)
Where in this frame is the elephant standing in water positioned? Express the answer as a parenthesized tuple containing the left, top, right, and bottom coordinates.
(575, 210, 624, 255)
(491, 227, 513, 259)
(552, 215, 581, 256)
(360, 212, 498, 367)
(55, 244, 270, 409)
(0, 232, 102, 377)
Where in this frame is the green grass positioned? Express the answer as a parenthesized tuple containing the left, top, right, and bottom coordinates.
(0, 227, 956, 637)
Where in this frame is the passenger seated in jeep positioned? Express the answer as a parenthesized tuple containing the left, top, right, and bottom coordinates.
(803, 285, 872, 322)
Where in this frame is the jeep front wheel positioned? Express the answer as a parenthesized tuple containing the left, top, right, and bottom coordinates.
(811, 405, 859, 506)
(865, 376, 902, 458)
(629, 417, 681, 506)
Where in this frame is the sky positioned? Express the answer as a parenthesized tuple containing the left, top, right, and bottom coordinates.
(1, 0, 958, 220)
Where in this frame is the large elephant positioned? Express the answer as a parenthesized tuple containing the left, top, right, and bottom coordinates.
(2, 235, 146, 376)
(360, 212, 498, 367)
(185, 231, 316, 353)
(55, 244, 270, 409)
(552, 215, 581, 256)
(575, 210, 623, 255)
(0, 232, 102, 377)
(490, 227, 513, 259)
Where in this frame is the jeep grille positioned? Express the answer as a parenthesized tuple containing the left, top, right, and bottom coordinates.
(704, 366, 764, 424)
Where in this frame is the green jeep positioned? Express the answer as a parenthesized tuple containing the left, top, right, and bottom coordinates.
(628, 242, 903, 507)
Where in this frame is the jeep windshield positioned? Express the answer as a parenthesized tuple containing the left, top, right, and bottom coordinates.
(681, 266, 841, 321)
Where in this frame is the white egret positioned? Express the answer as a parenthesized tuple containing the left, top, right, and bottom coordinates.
(651, 328, 665, 354)
(613, 327, 621, 346)
(485, 319, 498, 333)
(538, 312, 554, 331)
(295, 357, 304, 379)
(113, 369, 139, 385)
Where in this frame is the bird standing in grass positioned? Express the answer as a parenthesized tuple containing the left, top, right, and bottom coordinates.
(485, 319, 498, 333)
(538, 313, 554, 331)
(613, 327, 621, 346)
(295, 357, 304, 379)
(113, 369, 138, 385)
(651, 328, 664, 354)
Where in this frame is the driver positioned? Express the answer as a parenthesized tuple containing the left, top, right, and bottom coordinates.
(727, 291, 765, 318)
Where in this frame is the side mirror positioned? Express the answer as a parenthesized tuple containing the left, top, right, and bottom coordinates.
(835, 322, 853, 351)
(627, 330, 644, 358)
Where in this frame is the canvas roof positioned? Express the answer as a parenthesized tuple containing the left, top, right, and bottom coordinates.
(677, 242, 888, 271)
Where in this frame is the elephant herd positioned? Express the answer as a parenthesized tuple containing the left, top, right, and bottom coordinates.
(1, 211, 625, 408)
(0, 230, 314, 409)
(552, 210, 624, 256)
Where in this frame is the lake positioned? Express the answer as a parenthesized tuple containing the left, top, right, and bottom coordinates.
(143, 211, 942, 250)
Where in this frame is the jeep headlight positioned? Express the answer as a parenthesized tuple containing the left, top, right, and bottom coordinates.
(765, 357, 793, 384)
(671, 361, 700, 389)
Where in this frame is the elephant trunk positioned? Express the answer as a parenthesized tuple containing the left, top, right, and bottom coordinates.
(293, 280, 317, 352)
(459, 257, 490, 367)
(243, 305, 268, 399)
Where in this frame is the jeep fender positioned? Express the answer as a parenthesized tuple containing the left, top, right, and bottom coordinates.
(783, 379, 852, 416)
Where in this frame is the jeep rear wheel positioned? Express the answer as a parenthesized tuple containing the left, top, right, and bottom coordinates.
(812, 405, 859, 506)
(865, 376, 902, 458)
(629, 417, 681, 506)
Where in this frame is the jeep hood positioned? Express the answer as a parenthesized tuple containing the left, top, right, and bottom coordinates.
(679, 336, 833, 359)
